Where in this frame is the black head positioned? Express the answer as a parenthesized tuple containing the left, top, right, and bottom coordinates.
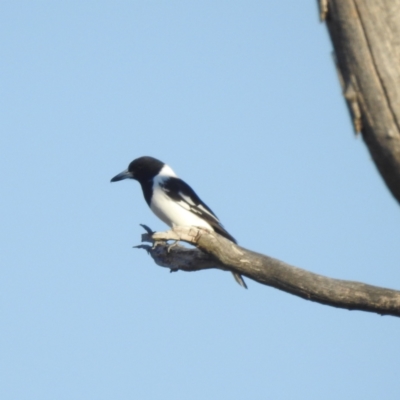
(110, 156, 165, 183)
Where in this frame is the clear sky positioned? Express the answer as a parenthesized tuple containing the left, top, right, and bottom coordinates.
(1, 2, 399, 399)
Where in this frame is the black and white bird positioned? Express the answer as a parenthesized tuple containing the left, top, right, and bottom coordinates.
(111, 156, 247, 288)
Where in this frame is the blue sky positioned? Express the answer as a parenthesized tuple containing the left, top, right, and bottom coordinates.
(1, 2, 399, 399)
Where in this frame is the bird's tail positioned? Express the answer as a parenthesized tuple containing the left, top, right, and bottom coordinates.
(232, 272, 247, 289)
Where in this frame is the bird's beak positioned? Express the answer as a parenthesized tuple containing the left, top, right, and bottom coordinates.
(110, 169, 133, 182)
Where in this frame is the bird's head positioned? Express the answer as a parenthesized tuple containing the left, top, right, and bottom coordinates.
(110, 156, 165, 183)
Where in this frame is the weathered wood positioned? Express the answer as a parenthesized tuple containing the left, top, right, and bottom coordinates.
(137, 226, 400, 318)
(322, 0, 400, 204)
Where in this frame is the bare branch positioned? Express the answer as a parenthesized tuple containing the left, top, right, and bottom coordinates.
(136, 226, 400, 318)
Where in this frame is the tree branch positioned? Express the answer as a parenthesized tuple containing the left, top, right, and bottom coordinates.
(136, 226, 400, 318)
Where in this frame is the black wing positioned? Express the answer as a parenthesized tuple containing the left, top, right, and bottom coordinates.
(161, 177, 237, 243)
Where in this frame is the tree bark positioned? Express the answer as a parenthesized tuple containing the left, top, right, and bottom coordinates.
(137, 226, 400, 318)
(320, 0, 400, 204)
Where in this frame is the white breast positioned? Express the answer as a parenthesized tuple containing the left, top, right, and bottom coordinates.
(150, 181, 212, 230)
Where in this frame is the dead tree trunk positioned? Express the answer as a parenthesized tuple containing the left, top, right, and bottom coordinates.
(320, 0, 400, 204)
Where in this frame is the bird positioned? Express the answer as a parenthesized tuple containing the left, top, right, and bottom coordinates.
(110, 156, 247, 288)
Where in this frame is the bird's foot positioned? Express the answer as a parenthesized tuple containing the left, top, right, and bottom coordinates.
(167, 240, 179, 253)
